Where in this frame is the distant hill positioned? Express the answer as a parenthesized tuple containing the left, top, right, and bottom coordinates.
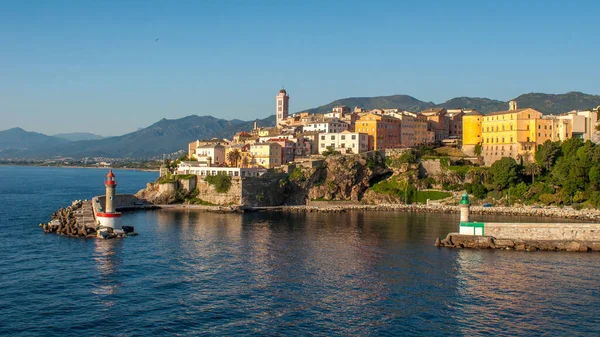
(300, 95, 436, 114)
(53, 132, 104, 141)
(0, 128, 70, 151)
(1, 115, 275, 159)
(298, 91, 600, 115)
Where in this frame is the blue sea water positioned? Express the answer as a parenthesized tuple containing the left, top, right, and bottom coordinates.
(1, 166, 599, 336)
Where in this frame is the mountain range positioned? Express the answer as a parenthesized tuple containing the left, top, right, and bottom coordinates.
(53, 132, 104, 142)
(2, 91, 599, 160)
(300, 91, 600, 115)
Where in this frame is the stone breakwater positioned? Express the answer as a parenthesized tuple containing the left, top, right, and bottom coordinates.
(40, 199, 136, 239)
(278, 203, 600, 221)
(436, 233, 600, 252)
(40, 200, 98, 238)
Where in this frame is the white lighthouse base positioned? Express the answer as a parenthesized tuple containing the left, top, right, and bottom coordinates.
(96, 212, 122, 230)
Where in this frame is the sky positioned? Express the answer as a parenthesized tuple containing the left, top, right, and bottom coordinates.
(1, 0, 599, 136)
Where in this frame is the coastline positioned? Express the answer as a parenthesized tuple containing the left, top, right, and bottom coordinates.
(152, 202, 600, 222)
(0, 164, 159, 172)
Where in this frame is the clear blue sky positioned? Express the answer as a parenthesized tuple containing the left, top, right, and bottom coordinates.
(1, 0, 599, 136)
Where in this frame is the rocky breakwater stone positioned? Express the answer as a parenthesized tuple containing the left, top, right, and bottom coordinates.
(436, 234, 600, 252)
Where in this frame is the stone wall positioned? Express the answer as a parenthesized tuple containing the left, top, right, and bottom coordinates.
(179, 176, 197, 193)
(485, 223, 600, 241)
(195, 177, 242, 205)
(241, 173, 290, 207)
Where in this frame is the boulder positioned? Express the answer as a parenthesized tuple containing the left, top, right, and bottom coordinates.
(566, 241, 581, 252)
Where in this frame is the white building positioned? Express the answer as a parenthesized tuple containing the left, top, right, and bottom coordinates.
(177, 162, 267, 178)
(193, 144, 226, 166)
(318, 131, 369, 154)
(556, 110, 598, 141)
(303, 118, 349, 133)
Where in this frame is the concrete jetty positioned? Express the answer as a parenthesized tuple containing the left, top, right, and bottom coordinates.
(436, 194, 600, 252)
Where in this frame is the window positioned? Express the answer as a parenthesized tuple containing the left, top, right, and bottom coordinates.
(352, 135, 356, 140)
(321, 136, 325, 140)
(341, 135, 346, 140)
(331, 135, 335, 140)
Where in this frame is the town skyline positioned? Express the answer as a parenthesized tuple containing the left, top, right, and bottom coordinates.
(2, 1, 600, 135)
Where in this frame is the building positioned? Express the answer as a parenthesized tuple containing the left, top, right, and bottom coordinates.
(225, 143, 250, 167)
(356, 113, 401, 150)
(385, 111, 429, 147)
(481, 101, 544, 165)
(461, 110, 483, 156)
(318, 131, 369, 154)
(276, 88, 290, 127)
(420, 108, 449, 143)
(268, 138, 296, 164)
(193, 144, 226, 166)
(446, 109, 465, 138)
(250, 142, 282, 168)
(177, 162, 266, 178)
(302, 118, 349, 133)
(556, 110, 598, 141)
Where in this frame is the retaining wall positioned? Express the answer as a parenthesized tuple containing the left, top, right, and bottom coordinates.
(485, 223, 600, 241)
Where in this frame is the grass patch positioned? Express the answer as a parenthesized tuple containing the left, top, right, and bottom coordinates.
(205, 174, 232, 193)
(414, 191, 451, 204)
(187, 198, 217, 206)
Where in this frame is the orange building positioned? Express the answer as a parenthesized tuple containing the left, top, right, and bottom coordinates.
(356, 113, 401, 150)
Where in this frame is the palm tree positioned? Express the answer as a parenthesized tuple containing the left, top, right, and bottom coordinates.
(240, 156, 250, 168)
(227, 149, 242, 167)
(523, 162, 542, 183)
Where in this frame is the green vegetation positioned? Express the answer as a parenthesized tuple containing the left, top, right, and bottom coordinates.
(157, 173, 195, 184)
(414, 191, 452, 204)
(369, 176, 451, 204)
(205, 174, 232, 193)
(322, 146, 341, 156)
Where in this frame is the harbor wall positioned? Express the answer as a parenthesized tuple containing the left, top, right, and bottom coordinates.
(485, 223, 600, 241)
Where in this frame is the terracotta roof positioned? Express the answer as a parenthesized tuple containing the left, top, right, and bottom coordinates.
(464, 109, 483, 116)
(279, 88, 287, 94)
(485, 108, 529, 116)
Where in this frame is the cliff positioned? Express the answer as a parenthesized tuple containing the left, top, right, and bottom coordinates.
(286, 152, 391, 202)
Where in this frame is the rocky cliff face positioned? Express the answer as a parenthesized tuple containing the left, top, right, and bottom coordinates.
(287, 152, 391, 202)
(135, 182, 180, 204)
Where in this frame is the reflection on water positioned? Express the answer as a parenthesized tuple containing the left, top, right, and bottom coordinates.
(92, 239, 123, 307)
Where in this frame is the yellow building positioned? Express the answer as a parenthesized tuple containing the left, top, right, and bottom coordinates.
(249, 143, 282, 168)
(356, 113, 401, 150)
(461, 110, 483, 156)
(481, 101, 544, 165)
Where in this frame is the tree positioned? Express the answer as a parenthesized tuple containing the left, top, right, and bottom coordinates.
(322, 146, 341, 156)
(523, 162, 542, 183)
(474, 143, 482, 157)
(535, 140, 561, 171)
(488, 157, 520, 190)
(227, 149, 242, 167)
(240, 156, 250, 168)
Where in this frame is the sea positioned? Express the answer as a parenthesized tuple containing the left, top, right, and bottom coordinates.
(0, 166, 599, 336)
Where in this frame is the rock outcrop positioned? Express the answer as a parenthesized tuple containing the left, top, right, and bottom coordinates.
(135, 182, 180, 205)
(289, 152, 390, 203)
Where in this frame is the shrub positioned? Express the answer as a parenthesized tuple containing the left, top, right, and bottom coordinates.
(539, 193, 556, 205)
(205, 174, 232, 193)
(289, 167, 306, 182)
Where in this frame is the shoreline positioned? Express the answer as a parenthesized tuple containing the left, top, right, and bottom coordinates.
(0, 164, 159, 172)
(148, 202, 600, 222)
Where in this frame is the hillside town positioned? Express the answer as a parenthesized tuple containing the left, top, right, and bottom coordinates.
(175, 88, 600, 177)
